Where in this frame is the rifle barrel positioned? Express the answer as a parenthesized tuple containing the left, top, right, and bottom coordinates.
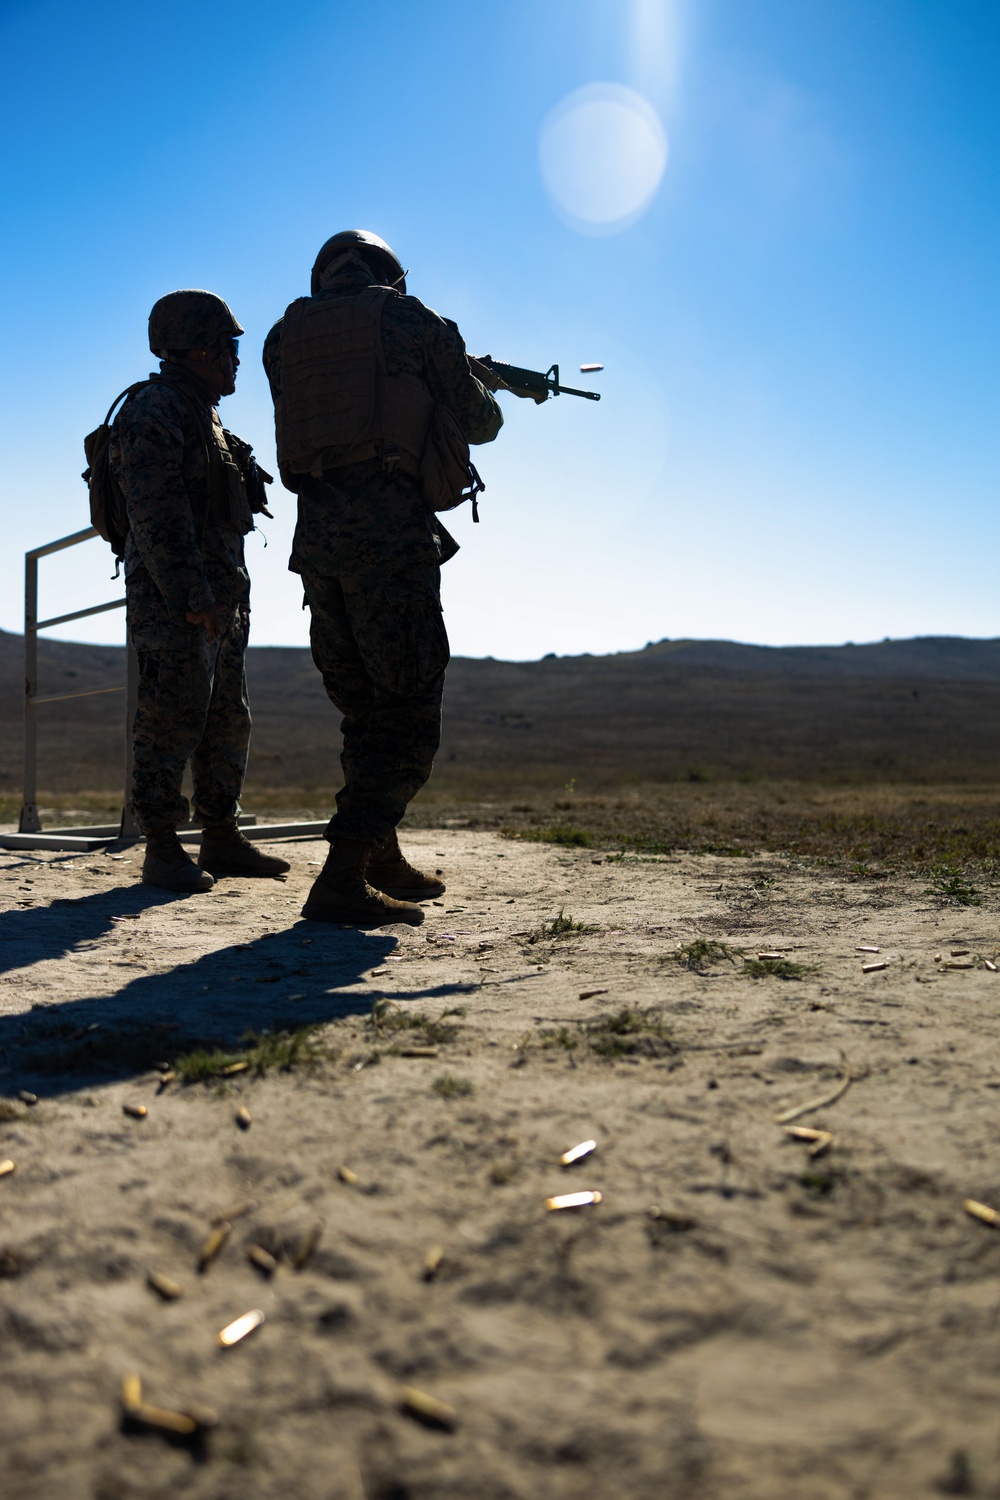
(553, 384, 601, 401)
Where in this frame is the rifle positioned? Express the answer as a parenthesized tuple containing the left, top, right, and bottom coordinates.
(469, 355, 601, 404)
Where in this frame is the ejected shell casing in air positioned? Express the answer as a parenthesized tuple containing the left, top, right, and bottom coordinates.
(422, 1246, 445, 1281)
(338, 1165, 360, 1185)
(123, 1103, 147, 1119)
(579, 363, 603, 372)
(235, 1105, 252, 1130)
(217, 1308, 265, 1347)
(18, 1091, 38, 1106)
(198, 1221, 232, 1271)
(0, 1160, 16, 1178)
(545, 1191, 602, 1211)
(560, 1140, 597, 1167)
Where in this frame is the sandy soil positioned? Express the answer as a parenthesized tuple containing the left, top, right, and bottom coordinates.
(2, 830, 1000, 1499)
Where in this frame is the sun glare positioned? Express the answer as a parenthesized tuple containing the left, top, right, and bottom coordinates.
(539, 83, 669, 234)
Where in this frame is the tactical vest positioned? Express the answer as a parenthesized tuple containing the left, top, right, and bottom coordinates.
(275, 287, 433, 480)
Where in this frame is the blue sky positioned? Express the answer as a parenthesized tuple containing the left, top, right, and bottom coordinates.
(1, 0, 997, 658)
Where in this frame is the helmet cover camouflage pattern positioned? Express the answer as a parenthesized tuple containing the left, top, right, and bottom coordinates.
(311, 230, 406, 295)
(148, 290, 244, 354)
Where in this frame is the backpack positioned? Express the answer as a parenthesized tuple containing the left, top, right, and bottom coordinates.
(83, 377, 223, 568)
(419, 403, 485, 522)
(82, 382, 150, 566)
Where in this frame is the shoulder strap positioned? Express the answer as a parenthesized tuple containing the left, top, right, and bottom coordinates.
(104, 380, 153, 427)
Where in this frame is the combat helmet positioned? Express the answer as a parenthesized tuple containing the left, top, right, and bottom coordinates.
(148, 290, 244, 355)
(311, 230, 406, 295)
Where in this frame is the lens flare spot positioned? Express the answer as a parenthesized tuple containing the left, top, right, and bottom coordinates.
(539, 84, 668, 233)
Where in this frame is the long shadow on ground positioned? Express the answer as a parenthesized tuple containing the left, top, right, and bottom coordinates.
(0, 887, 476, 1099)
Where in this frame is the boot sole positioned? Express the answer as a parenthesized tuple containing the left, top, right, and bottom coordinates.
(198, 863, 291, 877)
(142, 873, 214, 893)
(301, 902, 424, 927)
(370, 885, 445, 901)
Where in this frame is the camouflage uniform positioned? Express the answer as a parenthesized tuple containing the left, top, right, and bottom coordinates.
(263, 262, 502, 843)
(111, 364, 257, 835)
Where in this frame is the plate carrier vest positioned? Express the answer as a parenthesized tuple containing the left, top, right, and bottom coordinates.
(275, 287, 433, 483)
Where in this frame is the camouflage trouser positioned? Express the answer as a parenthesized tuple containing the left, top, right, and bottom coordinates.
(130, 614, 251, 834)
(301, 563, 449, 843)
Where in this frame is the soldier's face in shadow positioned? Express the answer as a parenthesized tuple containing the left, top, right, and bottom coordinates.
(179, 336, 239, 400)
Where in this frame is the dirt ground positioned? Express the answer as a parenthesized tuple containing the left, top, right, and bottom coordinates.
(2, 828, 1000, 1499)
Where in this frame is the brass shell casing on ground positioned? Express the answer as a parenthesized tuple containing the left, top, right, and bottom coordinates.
(560, 1139, 597, 1167)
(198, 1221, 232, 1271)
(400, 1385, 457, 1431)
(294, 1220, 324, 1270)
(545, 1190, 602, 1211)
(247, 1245, 277, 1276)
(422, 1246, 444, 1281)
(121, 1371, 143, 1414)
(147, 1270, 183, 1300)
(133, 1404, 197, 1436)
(965, 1199, 1000, 1226)
(217, 1309, 265, 1348)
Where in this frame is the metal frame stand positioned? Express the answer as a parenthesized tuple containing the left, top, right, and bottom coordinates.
(1, 526, 325, 853)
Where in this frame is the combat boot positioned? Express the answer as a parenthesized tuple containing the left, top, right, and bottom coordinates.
(142, 830, 215, 893)
(302, 838, 424, 926)
(198, 822, 291, 878)
(366, 827, 446, 900)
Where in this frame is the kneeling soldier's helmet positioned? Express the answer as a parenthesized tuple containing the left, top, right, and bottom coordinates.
(148, 290, 244, 355)
(311, 230, 406, 295)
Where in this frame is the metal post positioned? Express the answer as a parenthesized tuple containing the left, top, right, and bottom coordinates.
(119, 642, 140, 839)
(19, 550, 40, 832)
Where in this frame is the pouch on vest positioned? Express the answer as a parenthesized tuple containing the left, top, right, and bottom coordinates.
(419, 404, 485, 522)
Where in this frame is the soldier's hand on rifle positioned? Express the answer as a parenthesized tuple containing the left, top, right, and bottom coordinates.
(186, 602, 230, 644)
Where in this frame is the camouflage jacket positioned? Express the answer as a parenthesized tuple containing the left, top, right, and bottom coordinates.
(111, 364, 255, 622)
(262, 264, 503, 579)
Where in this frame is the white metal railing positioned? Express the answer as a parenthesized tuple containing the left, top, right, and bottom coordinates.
(6, 526, 326, 853)
(19, 526, 139, 838)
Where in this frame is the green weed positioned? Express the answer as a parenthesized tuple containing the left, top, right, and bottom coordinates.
(368, 1001, 462, 1047)
(173, 1026, 328, 1082)
(674, 938, 739, 973)
(926, 865, 982, 906)
(526, 908, 598, 943)
(432, 1074, 474, 1099)
(583, 1006, 679, 1062)
(506, 823, 594, 848)
(742, 957, 817, 980)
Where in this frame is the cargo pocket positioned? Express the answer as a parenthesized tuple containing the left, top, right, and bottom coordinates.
(349, 578, 449, 701)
